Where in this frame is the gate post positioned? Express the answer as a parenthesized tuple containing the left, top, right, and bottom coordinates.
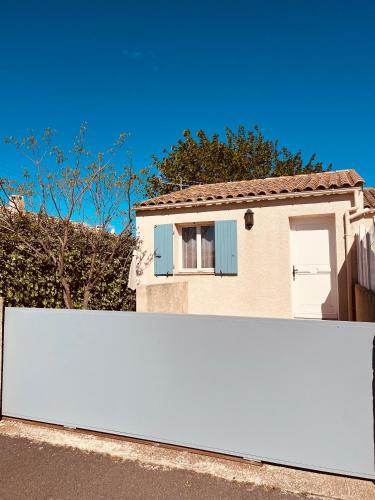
(0, 297, 4, 420)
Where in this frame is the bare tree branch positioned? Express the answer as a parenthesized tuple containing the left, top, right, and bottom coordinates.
(0, 124, 143, 309)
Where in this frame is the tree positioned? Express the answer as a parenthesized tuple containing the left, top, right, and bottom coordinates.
(0, 123, 146, 310)
(145, 126, 332, 198)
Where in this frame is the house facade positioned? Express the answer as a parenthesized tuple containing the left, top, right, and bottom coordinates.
(135, 170, 375, 321)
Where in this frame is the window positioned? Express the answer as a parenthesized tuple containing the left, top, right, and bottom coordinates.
(201, 225, 215, 268)
(182, 226, 197, 268)
(181, 224, 215, 271)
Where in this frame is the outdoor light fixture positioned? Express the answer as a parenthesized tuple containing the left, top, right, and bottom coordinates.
(244, 209, 254, 230)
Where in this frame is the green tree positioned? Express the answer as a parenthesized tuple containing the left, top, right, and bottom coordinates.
(145, 126, 331, 197)
(0, 124, 147, 309)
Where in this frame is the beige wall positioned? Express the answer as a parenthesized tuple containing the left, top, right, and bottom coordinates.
(355, 284, 375, 322)
(136, 192, 359, 320)
(347, 212, 375, 288)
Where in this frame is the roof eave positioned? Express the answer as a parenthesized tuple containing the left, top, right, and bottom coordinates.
(134, 186, 362, 213)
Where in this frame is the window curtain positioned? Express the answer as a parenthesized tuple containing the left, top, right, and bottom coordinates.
(182, 227, 197, 268)
(201, 225, 215, 268)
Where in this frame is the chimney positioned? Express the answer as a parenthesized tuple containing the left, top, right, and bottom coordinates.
(8, 195, 25, 213)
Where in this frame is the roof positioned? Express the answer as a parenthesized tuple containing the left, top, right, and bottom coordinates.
(137, 169, 364, 209)
(364, 188, 375, 208)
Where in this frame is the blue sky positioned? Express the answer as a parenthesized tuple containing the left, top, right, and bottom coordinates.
(1, 0, 374, 187)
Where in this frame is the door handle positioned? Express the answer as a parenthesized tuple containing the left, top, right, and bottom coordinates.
(292, 265, 298, 280)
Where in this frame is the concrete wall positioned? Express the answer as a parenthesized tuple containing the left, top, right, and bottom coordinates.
(136, 192, 359, 320)
(137, 282, 188, 314)
(351, 215, 375, 298)
(355, 284, 375, 322)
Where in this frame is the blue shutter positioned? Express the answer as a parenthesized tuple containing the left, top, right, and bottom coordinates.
(154, 224, 173, 276)
(214, 220, 238, 275)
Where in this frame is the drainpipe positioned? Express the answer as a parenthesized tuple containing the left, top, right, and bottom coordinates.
(349, 208, 372, 221)
(344, 211, 355, 321)
(344, 189, 360, 321)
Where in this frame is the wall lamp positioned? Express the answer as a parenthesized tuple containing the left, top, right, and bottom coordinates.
(244, 209, 254, 230)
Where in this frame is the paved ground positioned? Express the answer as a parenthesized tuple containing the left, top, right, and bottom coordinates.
(0, 434, 305, 500)
(0, 419, 374, 500)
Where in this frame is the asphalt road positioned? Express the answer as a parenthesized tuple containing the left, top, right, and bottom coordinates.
(0, 434, 309, 500)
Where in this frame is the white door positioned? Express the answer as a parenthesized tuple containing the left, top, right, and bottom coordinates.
(290, 216, 338, 319)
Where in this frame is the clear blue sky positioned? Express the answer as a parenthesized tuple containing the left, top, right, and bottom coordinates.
(1, 0, 374, 186)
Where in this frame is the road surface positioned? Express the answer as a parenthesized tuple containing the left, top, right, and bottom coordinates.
(1, 419, 373, 500)
(0, 433, 308, 500)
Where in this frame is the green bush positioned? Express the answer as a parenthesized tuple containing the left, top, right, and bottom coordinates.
(0, 218, 136, 310)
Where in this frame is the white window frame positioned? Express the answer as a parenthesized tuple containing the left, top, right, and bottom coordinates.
(178, 223, 215, 274)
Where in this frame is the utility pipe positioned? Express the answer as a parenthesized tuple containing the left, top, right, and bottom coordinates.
(344, 189, 361, 321)
(349, 208, 375, 221)
(344, 210, 356, 321)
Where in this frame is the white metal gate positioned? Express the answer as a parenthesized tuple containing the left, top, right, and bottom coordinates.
(1, 307, 374, 479)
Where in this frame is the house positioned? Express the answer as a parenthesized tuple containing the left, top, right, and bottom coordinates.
(135, 169, 375, 321)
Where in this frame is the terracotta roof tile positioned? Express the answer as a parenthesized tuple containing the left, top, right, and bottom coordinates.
(137, 170, 364, 208)
(364, 188, 375, 208)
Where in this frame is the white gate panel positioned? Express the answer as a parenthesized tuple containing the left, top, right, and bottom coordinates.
(2, 308, 374, 479)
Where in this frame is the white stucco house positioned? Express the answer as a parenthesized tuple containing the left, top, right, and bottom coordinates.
(134, 169, 375, 321)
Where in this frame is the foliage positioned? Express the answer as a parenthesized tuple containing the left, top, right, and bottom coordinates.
(0, 212, 136, 310)
(145, 126, 332, 197)
(0, 124, 145, 309)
